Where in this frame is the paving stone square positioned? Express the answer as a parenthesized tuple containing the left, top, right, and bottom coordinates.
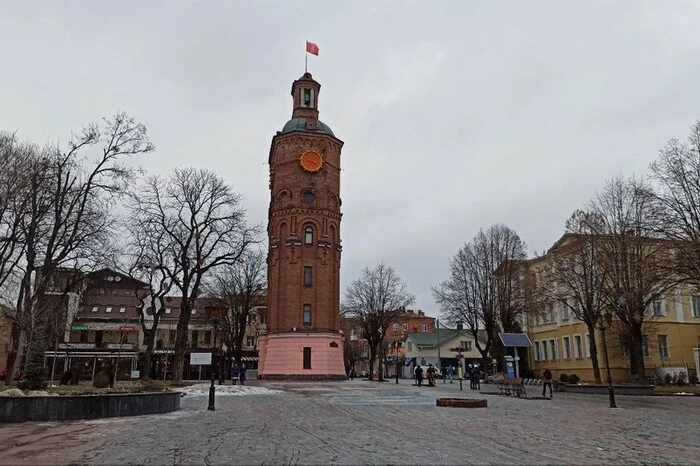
(1, 379, 699, 465)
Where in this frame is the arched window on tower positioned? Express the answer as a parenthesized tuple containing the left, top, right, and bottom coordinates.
(304, 225, 314, 245)
(302, 88, 315, 108)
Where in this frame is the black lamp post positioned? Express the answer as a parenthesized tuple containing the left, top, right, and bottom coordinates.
(207, 368, 216, 411)
(599, 311, 617, 408)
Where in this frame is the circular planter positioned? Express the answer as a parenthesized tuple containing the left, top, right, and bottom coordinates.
(436, 397, 487, 408)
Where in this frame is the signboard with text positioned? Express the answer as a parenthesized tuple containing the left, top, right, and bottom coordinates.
(190, 352, 212, 365)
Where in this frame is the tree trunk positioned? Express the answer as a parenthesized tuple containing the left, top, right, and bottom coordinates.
(141, 327, 156, 381)
(628, 324, 646, 382)
(367, 345, 376, 381)
(586, 324, 602, 384)
(172, 302, 193, 382)
(4, 324, 23, 385)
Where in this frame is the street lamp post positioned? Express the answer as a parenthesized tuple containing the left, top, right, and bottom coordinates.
(599, 311, 617, 408)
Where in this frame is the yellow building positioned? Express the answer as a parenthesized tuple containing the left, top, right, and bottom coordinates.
(524, 234, 700, 383)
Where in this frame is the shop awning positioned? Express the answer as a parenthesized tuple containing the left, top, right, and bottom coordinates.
(241, 356, 259, 362)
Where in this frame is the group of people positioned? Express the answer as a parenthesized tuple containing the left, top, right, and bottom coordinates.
(413, 363, 438, 387)
(230, 363, 247, 385)
(466, 364, 481, 390)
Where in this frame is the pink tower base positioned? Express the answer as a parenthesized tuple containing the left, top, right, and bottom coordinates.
(257, 332, 346, 380)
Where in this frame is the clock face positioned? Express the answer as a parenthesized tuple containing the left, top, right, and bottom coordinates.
(300, 150, 323, 172)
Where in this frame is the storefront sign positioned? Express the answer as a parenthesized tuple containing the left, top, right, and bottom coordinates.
(71, 324, 89, 331)
(190, 352, 212, 365)
(58, 343, 95, 349)
(76, 322, 139, 332)
(153, 349, 175, 355)
(105, 343, 135, 350)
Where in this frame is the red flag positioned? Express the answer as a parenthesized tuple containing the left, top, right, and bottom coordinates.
(306, 41, 319, 56)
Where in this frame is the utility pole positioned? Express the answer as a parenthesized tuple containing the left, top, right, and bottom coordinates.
(436, 319, 441, 371)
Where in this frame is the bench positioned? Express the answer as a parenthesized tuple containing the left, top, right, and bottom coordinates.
(497, 377, 527, 397)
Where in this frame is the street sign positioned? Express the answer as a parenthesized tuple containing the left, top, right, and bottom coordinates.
(190, 352, 212, 365)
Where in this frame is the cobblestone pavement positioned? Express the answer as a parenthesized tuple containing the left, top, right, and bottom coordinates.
(3, 379, 700, 465)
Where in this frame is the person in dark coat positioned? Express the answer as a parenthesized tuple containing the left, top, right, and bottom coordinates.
(239, 363, 247, 385)
(231, 363, 240, 385)
(414, 365, 424, 386)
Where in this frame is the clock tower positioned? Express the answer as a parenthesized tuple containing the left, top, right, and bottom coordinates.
(257, 72, 345, 380)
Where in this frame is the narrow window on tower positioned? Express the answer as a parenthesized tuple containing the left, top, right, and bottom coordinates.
(304, 226, 314, 245)
(303, 347, 312, 369)
(303, 304, 312, 326)
(303, 89, 311, 107)
(304, 266, 313, 287)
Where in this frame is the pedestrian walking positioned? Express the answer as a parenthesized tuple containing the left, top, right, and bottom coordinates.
(231, 363, 240, 385)
(542, 366, 553, 398)
(239, 363, 247, 385)
(427, 364, 436, 387)
(448, 365, 455, 383)
(467, 364, 474, 389)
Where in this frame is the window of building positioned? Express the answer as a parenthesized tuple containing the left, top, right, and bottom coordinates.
(407, 342, 413, 352)
(652, 299, 664, 316)
(119, 307, 126, 313)
(421, 323, 427, 332)
(105, 307, 112, 313)
(304, 226, 313, 245)
(574, 335, 583, 358)
(191, 309, 197, 315)
(642, 335, 650, 357)
(549, 339, 557, 360)
(460, 340, 472, 351)
(658, 335, 669, 359)
(693, 295, 700, 318)
(191, 330, 199, 346)
(303, 89, 312, 107)
(542, 341, 549, 360)
(402, 323, 408, 331)
(165, 308, 171, 314)
(169, 330, 176, 343)
(585, 334, 591, 358)
(534, 341, 540, 361)
(91, 306, 98, 313)
(303, 190, 315, 203)
(247, 336, 257, 347)
(563, 336, 571, 359)
(304, 266, 313, 287)
(392, 323, 399, 331)
(561, 304, 569, 321)
(204, 330, 211, 345)
(80, 331, 89, 343)
(303, 304, 312, 326)
(303, 347, 312, 369)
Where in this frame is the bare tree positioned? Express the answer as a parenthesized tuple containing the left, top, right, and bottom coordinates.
(206, 249, 266, 369)
(533, 210, 608, 383)
(589, 176, 672, 381)
(649, 120, 700, 282)
(342, 262, 414, 381)
(5, 113, 153, 386)
(0, 133, 30, 294)
(128, 168, 259, 381)
(433, 225, 527, 368)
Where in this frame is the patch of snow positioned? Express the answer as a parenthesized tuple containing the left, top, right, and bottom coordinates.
(176, 383, 282, 397)
(674, 392, 695, 396)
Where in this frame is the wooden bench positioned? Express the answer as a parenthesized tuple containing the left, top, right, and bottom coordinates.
(497, 377, 527, 398)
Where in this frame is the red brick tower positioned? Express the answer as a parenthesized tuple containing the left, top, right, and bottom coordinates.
(257, 72, 345, 379)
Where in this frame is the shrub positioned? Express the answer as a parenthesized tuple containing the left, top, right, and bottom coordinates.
(93, 372, 110, 388)
(664, 373, 673, 386)
(568, 374, 580, 384)
(689, 374, 699, 386)
(560, 373, 569, 383)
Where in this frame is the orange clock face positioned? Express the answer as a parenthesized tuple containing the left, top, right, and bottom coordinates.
(300, 150, 323, 172)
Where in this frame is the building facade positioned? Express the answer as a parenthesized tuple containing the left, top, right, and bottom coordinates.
(39, 268, 266, 381)
(524, 234, 700, 383)
(258, 72, 345, 379)
(0, 305, 14, 378)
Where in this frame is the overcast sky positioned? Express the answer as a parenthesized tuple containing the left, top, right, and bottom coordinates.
(2, 1, 700, 316)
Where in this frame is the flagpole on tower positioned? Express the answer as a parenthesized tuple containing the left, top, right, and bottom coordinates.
(305, 44, 308, 73)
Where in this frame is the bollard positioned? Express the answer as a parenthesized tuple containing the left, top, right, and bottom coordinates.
(207, 372, 216, 411)
(459, 377, 463, 391)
